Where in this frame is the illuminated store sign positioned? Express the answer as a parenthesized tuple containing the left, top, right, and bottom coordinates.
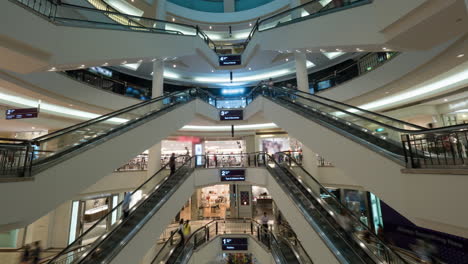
(6, 108, 39, 120)
(221, 238, 248, 250)
(220, 169, 245, 181)
(220, 110, 243, 121)
(219, 55, 241, 66)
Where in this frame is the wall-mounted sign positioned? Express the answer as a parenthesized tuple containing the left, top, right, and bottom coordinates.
(6, 108, 39, 120)
(220, 169, 246, 182)
(221, 237, 248, 250)
(220, 110, 243, 121)
(219, 55, 241, 66)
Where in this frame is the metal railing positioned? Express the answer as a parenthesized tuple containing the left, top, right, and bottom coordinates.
(0, 138, 34, 177)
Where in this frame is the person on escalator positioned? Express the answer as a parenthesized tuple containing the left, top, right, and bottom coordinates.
(183, 220, 192, 240)
(169, 153, 176, 175)
(122, 192, 132, 219)
(177, 219, 185, 244)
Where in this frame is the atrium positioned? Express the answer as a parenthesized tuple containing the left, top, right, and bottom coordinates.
(0, 0, 468, 263)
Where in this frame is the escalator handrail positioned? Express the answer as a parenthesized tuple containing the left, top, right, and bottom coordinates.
(277, 222, 314, 263)
(275, 151, 408, 263)
(47, 155, 193, 264)
(267, 86, 468, 135)
(32, 89, 194, 144)
(278, 86, 426, 130)
(59, 3, 198, 32)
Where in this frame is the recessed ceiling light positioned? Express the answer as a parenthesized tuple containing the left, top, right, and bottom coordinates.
(173, 64, 177, 68)
(383, 47, 388, 50)
(296, 50, 301, 53)
(457, 54, 465, 58)
(69, 104, 73, 106)
(209, 26, 212, 29)
(249, 23, 252, 27)
(336, 48, 342, 52)
(31, 127, 35, 129)
(444, 98, 448, 102)
(48, 67, 56, 71)
(320, 49, 326, 52)
(80, 65, 85, 68)
(211, 70, 214, 72)
(356, 48, 363, 51)
(306, 49, 311, 53)
(248, 67, 252, 70)
(151, 71, 154, 75)
(102, 62, 108, 66)
(285, 58, 289, 61)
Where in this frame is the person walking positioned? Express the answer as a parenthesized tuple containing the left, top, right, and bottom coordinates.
(19, 244, 30, 264)
(31, 241, 42, 264)
(177, 219, 185, 244)
(169, 153, 176, 175)
(183, 220, 191, 240)
(122, 192, 132, 219)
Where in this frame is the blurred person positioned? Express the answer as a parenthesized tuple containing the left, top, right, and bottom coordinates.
(31, 241, 42, 264)
(268, 78, 274, 88)
(183, 220, 191, 239)
(177, 219, 185, 244)
(261, 212, 269, 231)
(169, 153, 176, 175)
(122, 192, 131, 219)
(19, 244, 30, 264)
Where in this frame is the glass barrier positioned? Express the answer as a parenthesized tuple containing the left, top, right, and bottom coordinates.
(258, 0, 373, 32)
(268, 152, 408, 263)
(48, 156, 193, 264)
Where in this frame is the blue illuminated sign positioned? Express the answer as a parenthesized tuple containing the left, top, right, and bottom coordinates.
(221, 88, 245, 95)
(220, 110, 243, 121)
(222, 238, 248, 250)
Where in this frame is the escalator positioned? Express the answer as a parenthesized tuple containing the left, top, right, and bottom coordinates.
(47, 156, 195, 264)
(151, 219, 312, 264)
(265, 152, 408, 263)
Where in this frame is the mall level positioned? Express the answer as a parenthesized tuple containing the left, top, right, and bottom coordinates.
(0, 0, 468, 263)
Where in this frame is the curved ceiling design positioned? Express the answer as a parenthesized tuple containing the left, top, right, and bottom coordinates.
(168, 0, 275, 13)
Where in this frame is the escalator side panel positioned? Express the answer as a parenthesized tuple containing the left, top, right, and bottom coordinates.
(0, 101, 198, 231)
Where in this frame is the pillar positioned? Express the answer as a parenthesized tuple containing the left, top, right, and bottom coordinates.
(147, 60, 165, 178)
(190, 190, 199, 220)
(224, 0, 235, 12)
(295, 52, 309, 93)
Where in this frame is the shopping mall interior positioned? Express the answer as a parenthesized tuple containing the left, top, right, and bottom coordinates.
(0, 0, 468, 263)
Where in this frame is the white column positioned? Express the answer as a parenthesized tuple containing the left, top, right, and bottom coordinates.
(295, 52, 309, 93)
(147, 60, 165, 178)
(224, 0, 235, 12)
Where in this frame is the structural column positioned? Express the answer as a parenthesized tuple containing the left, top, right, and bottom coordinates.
(147, 60, 165, 178)
(295, 52, 309, 93)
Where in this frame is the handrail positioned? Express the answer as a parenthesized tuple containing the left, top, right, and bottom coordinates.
(282, 86, 426, 130)
(268, 86, 468, 134)
(273, 151, 408, 263)
(47, 155, 192, 264)
(33, 89, 189, 143)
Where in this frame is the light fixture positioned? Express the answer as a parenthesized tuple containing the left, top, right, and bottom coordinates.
(285, 58, 289, 61)
(173, 64, 177, 68)
(79, 65, 85, 68)
(151, 58, 156, 62)
(151, 71, 154, 75)
(102, 62, 108, 66)
(48, 67, 56, 71)
(278, 50, 283, 53)
(444, 98, 448, 102)
(457, 54, 465, 58)
(383, 47, 388, 50)
(69, 104, 73, 107)
(336, 48, 342, 52)
(211, 70, 214, 72)
(296, 50, 301, 53)
(209, 26, 212, 29)
(172, 18, 175, 22)
(121, 61, 127, 64)
(137, 59, 143, 63)
(249, 23, 252, 27)
(286, 50, 291, 53)
(320, 49, 326, 52)
(306, 49, 311, 53)
(356, 48, 363, 51)
(32, 127, 35, 129)
(248, 67, 252, 70)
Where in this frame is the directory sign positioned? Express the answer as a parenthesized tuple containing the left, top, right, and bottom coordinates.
(220, 169, 245, 182)
(220, 110, 243, 121)
(219, 55, 241, 66)
(5, 108, 39, 120)
(221, 238, 248, 250)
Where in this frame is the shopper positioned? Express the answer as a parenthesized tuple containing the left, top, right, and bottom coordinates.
(183, 220, 191, 239)
(177, 219, 185, 244)
(31, 241, 42, 264)
(19, 244, 30, 264)
(169, 153, 176, 175)
(122, 192, 132, 219)
(261, 212, 269, 231)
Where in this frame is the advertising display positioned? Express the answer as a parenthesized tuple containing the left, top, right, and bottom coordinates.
(6, 108, 39, 120)
(220, 169, 246, 181)
(221, 237, 248, 250)
(220, 110, 243, 121)
(219, 55, 242, 66)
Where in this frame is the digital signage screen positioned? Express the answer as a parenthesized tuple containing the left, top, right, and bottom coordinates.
(220, 169, 246, 182)
(221, 238, 248, 250)
(220, 110, 243, 121)
(219, 55, 241, 66)
(5, 108, 39, 120)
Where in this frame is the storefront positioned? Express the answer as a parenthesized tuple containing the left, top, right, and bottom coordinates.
(257, 135, 302, 156)
(196, 185, 231, 219)
(161, 140, 192, 165)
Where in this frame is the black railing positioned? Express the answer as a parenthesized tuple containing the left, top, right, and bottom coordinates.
(0, 138, 34, 177)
